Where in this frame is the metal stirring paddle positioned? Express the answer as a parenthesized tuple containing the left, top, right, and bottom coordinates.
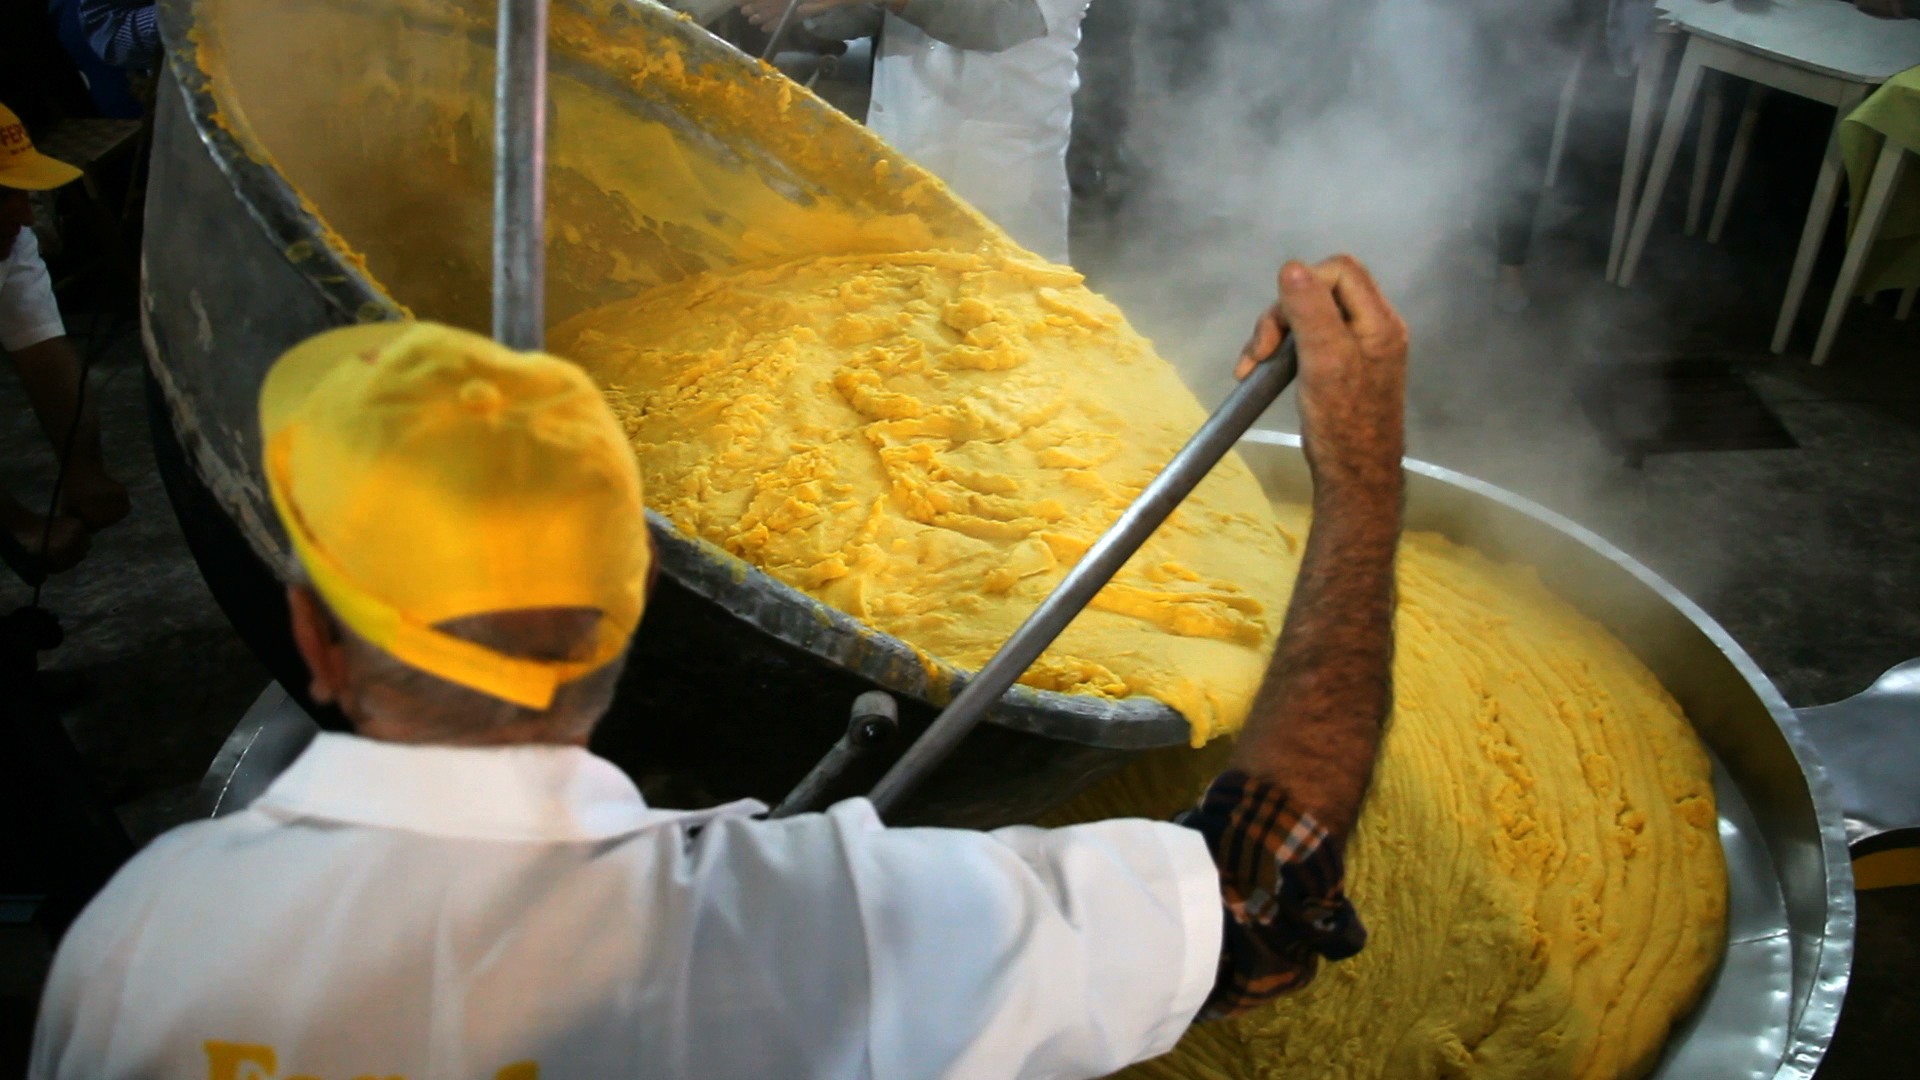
(493, 0, 549, 349)
(772, 336, 1301, 820)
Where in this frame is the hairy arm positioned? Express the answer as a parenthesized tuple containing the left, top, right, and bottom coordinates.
(1225, 257, 1407, 840)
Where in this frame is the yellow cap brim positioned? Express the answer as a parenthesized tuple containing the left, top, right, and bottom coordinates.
(0, 152, 84, 192)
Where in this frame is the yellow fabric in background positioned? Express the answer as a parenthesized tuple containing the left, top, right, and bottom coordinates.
(1841, 66, 1920, 296)
(552, 249, 1295, 744)
(1048, 503, 1728, 1080)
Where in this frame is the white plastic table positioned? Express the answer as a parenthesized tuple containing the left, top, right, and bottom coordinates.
(1609, 0, 1920, 354)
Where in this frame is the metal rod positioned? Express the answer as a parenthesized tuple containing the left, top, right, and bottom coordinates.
(866, 338, 1301, 818)
(759, 0, 806, 61)
(770, 691, 899, 818)
(493, 0, 549, 349)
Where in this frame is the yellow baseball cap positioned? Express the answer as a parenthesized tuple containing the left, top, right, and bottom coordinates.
(261, 321, 649, 709)
(0, 104, 83, 191)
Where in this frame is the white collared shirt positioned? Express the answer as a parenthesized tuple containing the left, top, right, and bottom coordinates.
(31, 733, 1220, 1080)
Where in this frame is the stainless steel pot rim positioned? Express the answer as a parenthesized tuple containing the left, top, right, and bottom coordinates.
(1243, 429, 1854, 1079)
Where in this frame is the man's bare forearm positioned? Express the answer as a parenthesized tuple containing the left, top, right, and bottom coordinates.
(1227, 471, 1402, 839)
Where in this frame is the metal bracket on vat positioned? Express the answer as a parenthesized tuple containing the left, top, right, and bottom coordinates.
(770, 691, 900, 818)
(1793, 657, 1920, 853)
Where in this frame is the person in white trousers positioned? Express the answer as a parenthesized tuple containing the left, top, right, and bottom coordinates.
(743, 0, 1088, 264)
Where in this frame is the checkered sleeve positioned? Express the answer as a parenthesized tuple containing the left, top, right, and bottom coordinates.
(1173, 770, 1367, 1020)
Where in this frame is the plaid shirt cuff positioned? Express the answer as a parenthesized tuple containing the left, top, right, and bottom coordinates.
(1173, 770, 1367, 1020)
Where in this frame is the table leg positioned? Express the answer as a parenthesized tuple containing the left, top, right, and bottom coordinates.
(1545, 34, 1590, 190)
(1618, 39, 1706, 289)
(1608, 27, 1678, 283)
(1812, 141, 1908, 365)
(1708, 83, 1768, 245)
(1687, 71, 1724, 236)
(1773, 84, 1871, 355)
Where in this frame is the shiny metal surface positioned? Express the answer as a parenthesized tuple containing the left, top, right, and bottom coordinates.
(1238, 431, 1852, 1080)
(1649, 762, 1793, 1078)
(492, 0, 551, 348)
(1794, 657, 1920, 848)
(195, 682, 320, 817)
(864, 338, 1300, 817)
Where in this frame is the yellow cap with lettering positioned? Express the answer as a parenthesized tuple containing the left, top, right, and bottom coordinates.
(261, 321, 648, 708)
(0, 103, 83, 191)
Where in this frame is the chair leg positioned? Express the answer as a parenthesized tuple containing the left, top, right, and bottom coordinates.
(1609, 28, 1678, 283)
(1545, 35, 1590, 190)
(1619, 41, 1707, 289)
(1813, 142, 1909, 365)
(1774, 85, 1871, 354)
(1708, 83, 1768, 244)
(1687, 72, 1724, 236)
(1899, 287, 1917, 321)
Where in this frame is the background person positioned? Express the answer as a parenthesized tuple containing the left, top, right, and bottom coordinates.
(32, 256, 1407, 1079)
(1, 100, 129, 575)
(741, 0, 1087, 264)
(69, 0, 162, 71)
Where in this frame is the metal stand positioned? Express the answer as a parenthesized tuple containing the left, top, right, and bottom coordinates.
(769, 691, 899, 818)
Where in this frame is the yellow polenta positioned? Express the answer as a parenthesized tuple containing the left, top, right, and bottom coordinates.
(1049, 502, 1727, 1080)
(552, 249, 1296, 743)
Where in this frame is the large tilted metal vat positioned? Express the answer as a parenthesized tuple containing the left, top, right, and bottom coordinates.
(142, 0, 1853, 1074)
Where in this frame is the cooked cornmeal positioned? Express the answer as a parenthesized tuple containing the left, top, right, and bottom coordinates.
(551, 249, 1297, 744)
(1048, 502, 1727, 1080)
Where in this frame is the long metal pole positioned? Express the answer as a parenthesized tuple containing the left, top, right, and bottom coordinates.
(759, 0, 807, 61)
(494, 0, 549, 349)
(866, 338, 1302, 818)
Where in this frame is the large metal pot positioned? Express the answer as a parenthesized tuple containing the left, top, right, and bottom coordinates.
(1237, 432, 1853, 1080)
(144, 0, 1857, 1074)
(145, 0, 1188, 828)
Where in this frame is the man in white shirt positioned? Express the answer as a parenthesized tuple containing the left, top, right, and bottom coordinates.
(1, 100, 129, 576)
(741, 0, 1085, 264)
(31, 255, 1409, 1080)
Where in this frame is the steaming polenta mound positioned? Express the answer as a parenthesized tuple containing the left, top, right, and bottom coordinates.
(551, 249, 1293, 742)
(1049, 502, 1727, 1080)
